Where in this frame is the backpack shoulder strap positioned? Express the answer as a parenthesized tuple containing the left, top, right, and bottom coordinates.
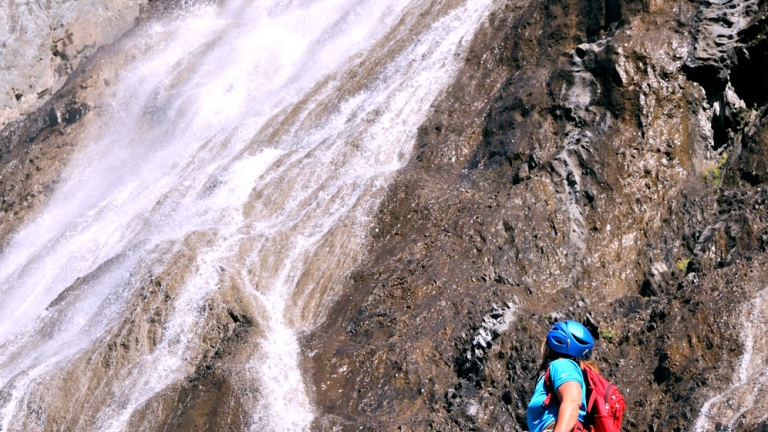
(543, 366, 557, 406)
(581, 364, 599, 413)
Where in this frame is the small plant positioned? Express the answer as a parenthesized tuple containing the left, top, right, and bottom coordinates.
(600, 328, 616, 341)
(704, 153, 728, 186)
(676, 258, 690, 272)
(705, 167, 722, 185)
(544, 313, 552, 320)
(49, 42, 61, 58)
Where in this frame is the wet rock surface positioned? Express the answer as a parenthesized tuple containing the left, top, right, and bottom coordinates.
(0, 234, 263, 431)
(305, 0, 768, 430)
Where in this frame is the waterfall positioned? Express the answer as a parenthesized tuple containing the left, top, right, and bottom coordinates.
(0, 0, 495, 430)
(694, 287, 768, 431)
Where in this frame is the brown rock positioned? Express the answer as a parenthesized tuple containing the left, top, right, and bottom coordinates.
(305, 0, 768, 430)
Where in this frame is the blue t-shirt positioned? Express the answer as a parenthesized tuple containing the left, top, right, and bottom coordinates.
(526, 359, 587, 432)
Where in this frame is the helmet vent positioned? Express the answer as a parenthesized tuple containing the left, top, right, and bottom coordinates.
(573, 335, 590, 345)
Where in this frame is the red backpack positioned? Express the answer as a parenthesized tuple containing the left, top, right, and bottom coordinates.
(543, 363, 626, 432)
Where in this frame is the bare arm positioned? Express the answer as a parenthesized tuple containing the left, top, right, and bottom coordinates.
(553, 381, 582, 432)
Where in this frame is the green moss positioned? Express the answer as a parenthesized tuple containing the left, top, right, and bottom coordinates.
(600, 328, 615, 341)
(676, 258, 690, 272)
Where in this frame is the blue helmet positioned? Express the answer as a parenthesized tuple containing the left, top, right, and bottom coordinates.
(547, 320, 594, 360)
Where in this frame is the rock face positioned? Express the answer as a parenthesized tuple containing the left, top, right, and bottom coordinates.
(305, 0, 768, 430)
(0, 0, 197, 128)
(0, 0, 151, 127)
(2, 0, 768, 429)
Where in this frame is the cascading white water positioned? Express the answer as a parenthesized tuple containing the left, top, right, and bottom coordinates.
(694, 288, 768, 431)
(0, 0, 495, 430)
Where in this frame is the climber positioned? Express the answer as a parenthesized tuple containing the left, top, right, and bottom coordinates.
(526, 320, 594, 432)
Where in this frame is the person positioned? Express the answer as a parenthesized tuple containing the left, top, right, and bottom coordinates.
(526, 320, 595, 432)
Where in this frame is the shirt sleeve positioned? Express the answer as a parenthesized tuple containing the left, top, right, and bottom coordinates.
(549, 358, 584, 390)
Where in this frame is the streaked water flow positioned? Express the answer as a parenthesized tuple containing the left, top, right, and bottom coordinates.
(694, 288, 768, 431)
(0, 0, 495, 429)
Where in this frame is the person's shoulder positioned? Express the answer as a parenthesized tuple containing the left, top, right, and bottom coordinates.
(549, 358, 582, 381)
(549, 358, 580, 370)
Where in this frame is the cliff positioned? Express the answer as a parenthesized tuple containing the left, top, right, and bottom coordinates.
(305, 0, 768, 430)
(1, 0, 767, 430)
